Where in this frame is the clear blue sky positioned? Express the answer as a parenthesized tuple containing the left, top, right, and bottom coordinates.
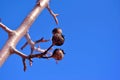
(0, 0, 120, 80)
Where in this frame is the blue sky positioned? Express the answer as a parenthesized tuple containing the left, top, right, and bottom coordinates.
(0, 0, 120, 80)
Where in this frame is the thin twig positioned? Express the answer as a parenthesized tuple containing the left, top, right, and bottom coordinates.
(24, 33, 37, 54)
(21, 42, 28, 50)
(22, 33, 50, 53)
(21, 37, 49, 50)
(12, 48, 28, 58)
(13, 46, 53, 59)
(35, 37, 50, 44)
(22, 58, 27, 71)
(47, 5, 59, 24)
(12, 44, 54, 71)
(0, 22, 13, 34)
(13, 47, 33, 70)
(25, 33, 35, 47)
(42, 44, 54, 55)
(27, 44, 54, 59)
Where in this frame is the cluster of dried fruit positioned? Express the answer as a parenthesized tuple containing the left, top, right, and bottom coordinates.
(51, 28, 65, 62)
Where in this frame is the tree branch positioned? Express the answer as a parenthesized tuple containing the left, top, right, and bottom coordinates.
(12, 45, 53, 71)
(12, 48, 28, 58)
(0, 22, 13, 34)
(21, 42, 28, 50)
(47, 5, 59, 25)
(0, 0, 50, 67)
(22, 58, 27, 71)
(0, 0, 65, 71)
(23, 33, 50, 53)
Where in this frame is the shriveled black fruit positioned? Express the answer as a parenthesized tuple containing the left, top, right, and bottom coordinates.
(52, 28, 62, 35)
(52, 33, 65, 46)
(52, 48, 65, 60)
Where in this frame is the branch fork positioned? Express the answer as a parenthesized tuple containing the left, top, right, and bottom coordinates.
(12, 42, 54, 71)
(0, 0, 64, 72)
(22, 33, 50, 53)
(47, 5, 59, 24)
(0, 22, 14, 36)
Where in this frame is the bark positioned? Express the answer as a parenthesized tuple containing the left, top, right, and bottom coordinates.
(0, 0, 50, 66)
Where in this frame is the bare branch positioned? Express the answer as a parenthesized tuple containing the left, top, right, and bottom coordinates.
(24, 33, 35, 54)
(12, 48, 28, 58)
(12, 45, 53, 71)
(22, 33, 50, 53)
(35, 37, 50, 44)
(0, 0, 65, 71)
(0, 0, 50, 66)
(25, 33, 35, 47)
(21, 37, 49, 50)
(47, 5, 59, 25)
(0, 22, 13, 34)
(22, 58, 27, 71)
(25, 44, 54, 59)
(11, 40, 63, 71)
(21, 42, 28, 50)
(29, 57, 33, 66)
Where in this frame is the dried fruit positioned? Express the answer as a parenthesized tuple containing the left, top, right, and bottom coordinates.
(52, 48, 65, 60)
(52, 28, 62, 35)
(52, 33, 65, 46)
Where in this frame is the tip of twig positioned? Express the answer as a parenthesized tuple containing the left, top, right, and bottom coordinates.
(0, 18, 1, 22)
(55, 14, 59, 25)
(55, 20, 59, 25)
(22, 58, 27, 72)
(21, 47, 23, 50)
(24, 68, 27, 72)
(56, 14, 59, 16)
(29, 58, 33, 66)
